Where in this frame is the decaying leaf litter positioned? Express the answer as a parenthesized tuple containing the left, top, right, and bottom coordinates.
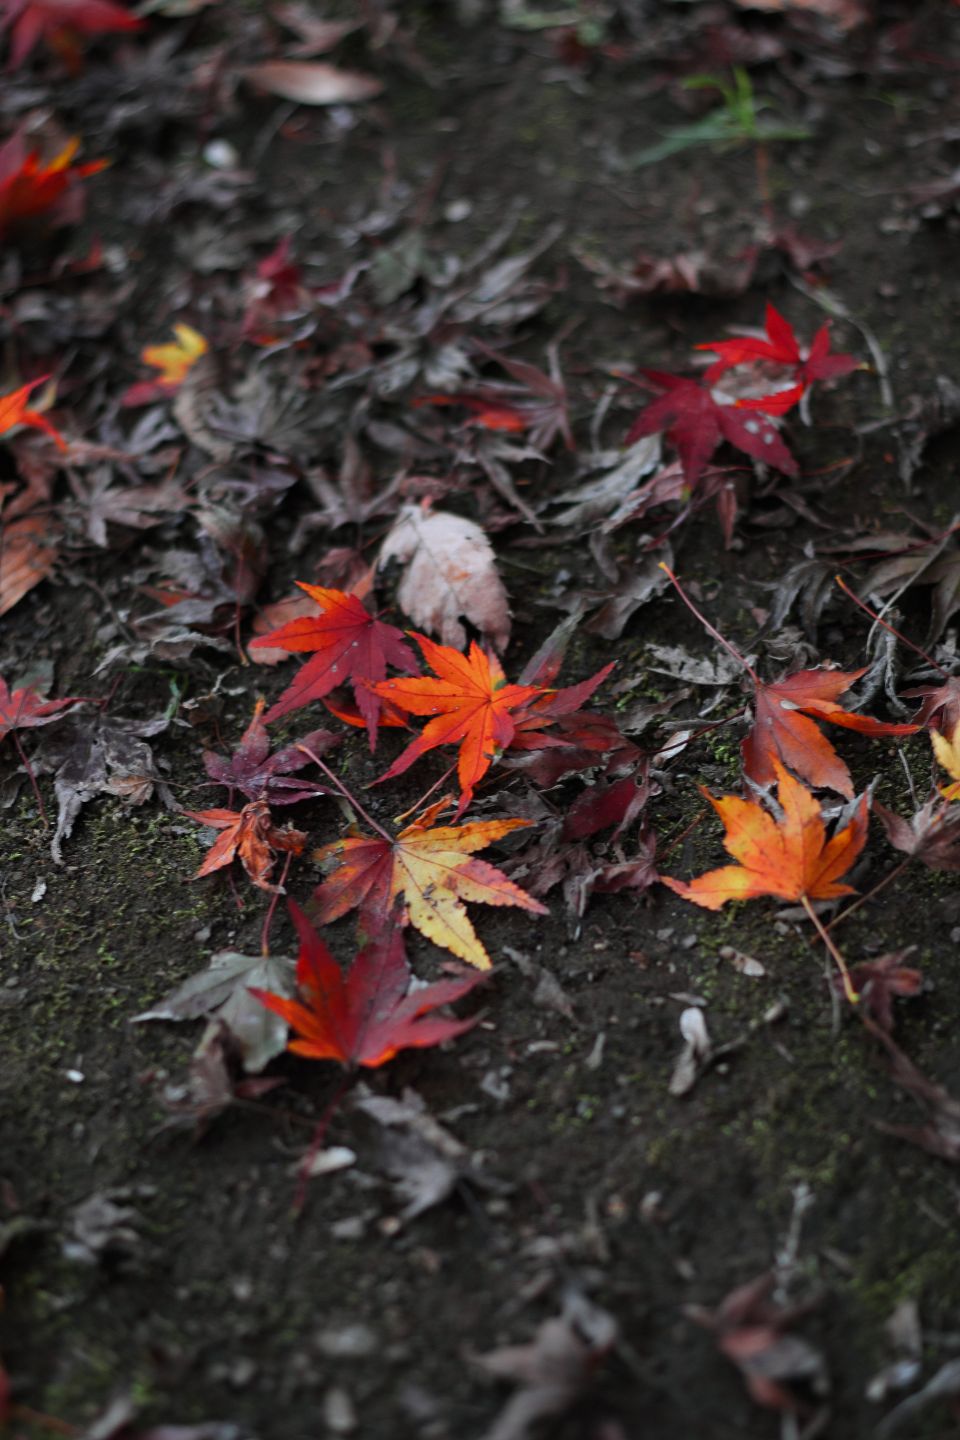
(2, 1, 960, 1436)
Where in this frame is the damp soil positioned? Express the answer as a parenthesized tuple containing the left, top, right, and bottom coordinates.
(3, 4, 960, 1437)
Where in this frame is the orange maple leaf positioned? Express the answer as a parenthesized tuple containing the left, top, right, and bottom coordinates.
(313, 801, 547, 969)
(663, 761, 868, 911)
(0, 376, 66, 450)
(185, 799, 305, 893)
(743, 666, 919, 797)
(371, 633, 547, 813)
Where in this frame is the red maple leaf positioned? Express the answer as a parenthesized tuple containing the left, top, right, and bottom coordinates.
(185, 799, 306, 893)
(623, 370, 798, 486)
(698, 301, 859, 395)
(2, 0, 143, 70)
(248, 583, 418, 748)
(250, 902, 485, 1069)
(0, 673, 84, 741)
(371, 633, 547, 814)
(0, 376, 66, 450)
(0, 131, 106, 238)
(742, 666, 920, 797)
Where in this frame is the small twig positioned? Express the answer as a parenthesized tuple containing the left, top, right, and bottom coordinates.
(261, 850, 293, 956)
(393, 760, 458, 823)
(293, 1073, 355, 1216)
(825, 859, 910, 934)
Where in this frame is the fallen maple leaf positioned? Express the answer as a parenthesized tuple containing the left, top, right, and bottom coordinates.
(377, 505, 512, 653)
(0, 672, 84, 743)
(121, 323, 208, 407)
(313, 801, 547, 969)
(415, 341, 573, 453)
(623, 369, 798, 486)
(251, 902, 484, 1068)
(875, 797, 960, 872)
(1, 0, 143, 69)
(0, 377, 66, 450)
(835, 951, 922, 1033)
(663, 760, 868, 911)
(698, 302, 858, 401)
(0, 131, 106, 238)
(930, 724, 960, 800)
(201, 697, 339, 806)
(743, 665, 919, 797)
(372, 633, 547, 814)
(185, 799, 306, 892)
(248, 583, 418, 747)
(244, 59, 382, 105)
(472, 1292, 618, 1440)
(685, 1271, 827, 1414)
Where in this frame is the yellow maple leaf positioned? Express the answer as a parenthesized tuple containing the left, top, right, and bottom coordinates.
(313, 801, 547, 969)
(141, 323, 208, 388)
(932, 726, 960, 800)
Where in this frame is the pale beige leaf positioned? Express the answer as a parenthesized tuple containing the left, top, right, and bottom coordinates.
(377, 505, 511, 652)
(244, 61, 383, 105)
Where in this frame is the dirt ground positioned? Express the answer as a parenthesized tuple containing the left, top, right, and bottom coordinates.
(4, 2, 960, 1437)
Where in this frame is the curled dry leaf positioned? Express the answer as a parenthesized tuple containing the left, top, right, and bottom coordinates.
(473, 1291, 618, 1440)
(185, 799, 306, 892)
(377, 505, 511, 653)
(243, 60, 383, 106)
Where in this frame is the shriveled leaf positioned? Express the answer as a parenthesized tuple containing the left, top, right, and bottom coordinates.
(473, 1292, 618, 1440)
(664, 760, 868, 911)
(33, 711, 173, 863)
(244, 60, 382, 105)
(875, 798, 960, 872)
(133, 950, 296, 1073)
(378, 505, 511, 652)
(185, 799, 305, 892)
(685, 1271, 828, 1414)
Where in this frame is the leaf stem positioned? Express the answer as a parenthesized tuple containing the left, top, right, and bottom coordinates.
(12, 730, 47, 825)
(293, 1072, 355, 1215)
(295, 743, 394, 844)
(825, 858, 910, 934)
(834, 575, 949, 677)
(658, 563, 760, 684)
(261, 850, 293, 956)
(800, 892, 859, 1005)
(393, 759, 458, 823)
